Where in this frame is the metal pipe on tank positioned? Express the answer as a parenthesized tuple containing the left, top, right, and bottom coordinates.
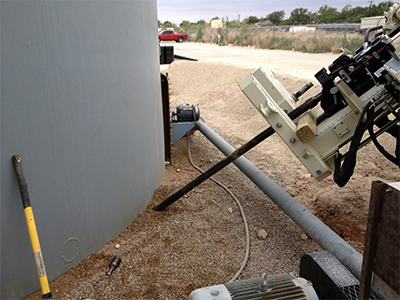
(195, 120, 363, 280)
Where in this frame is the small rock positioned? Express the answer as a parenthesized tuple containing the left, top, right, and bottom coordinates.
(115, 244, 121, 249)
(300, 233, 308, 241)
(227, 207, 233, 214)
(257, 229, 268, 240)
(177, 168, 181, 172)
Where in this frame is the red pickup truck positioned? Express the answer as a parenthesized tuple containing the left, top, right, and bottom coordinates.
(158, 30, 187, 43)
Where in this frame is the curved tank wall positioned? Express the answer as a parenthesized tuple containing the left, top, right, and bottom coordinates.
(1, 1, 164, 298)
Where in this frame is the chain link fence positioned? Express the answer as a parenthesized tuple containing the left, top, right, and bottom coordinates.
(187, 24, 363, 54)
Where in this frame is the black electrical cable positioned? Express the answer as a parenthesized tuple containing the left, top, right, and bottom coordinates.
(368, 111, 400, 166)
(186, 133, 250, 282)
(368, 124, 399, 165)
(389, 111, 400, 165)
(373, 31, 384, 40)
(334, 101, 375, 187)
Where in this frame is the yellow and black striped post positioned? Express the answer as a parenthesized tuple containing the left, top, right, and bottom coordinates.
(12, 155, 53, 300)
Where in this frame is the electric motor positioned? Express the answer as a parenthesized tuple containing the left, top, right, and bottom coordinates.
(188, 273, 318, 300)
(173, 104, 200, 122)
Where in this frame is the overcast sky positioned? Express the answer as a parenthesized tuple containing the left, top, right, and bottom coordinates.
(157, 0, 386, 24)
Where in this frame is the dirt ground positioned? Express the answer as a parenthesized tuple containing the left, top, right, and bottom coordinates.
(25, 43, 399, 299)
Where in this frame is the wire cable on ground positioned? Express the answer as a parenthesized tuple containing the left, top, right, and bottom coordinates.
(186, 133, 250, 282)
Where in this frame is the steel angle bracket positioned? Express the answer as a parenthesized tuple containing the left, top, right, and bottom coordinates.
(239, 72, 332, 181)
(171, 122, 195, 147)
(251, 68, 297, 113)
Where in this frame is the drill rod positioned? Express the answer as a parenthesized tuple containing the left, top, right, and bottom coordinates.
(153, 92, 322, 211)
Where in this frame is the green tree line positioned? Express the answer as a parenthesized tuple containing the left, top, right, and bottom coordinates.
(159, 1, 395, 32)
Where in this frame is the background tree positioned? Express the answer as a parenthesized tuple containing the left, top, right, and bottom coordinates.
(244, 16, 261, 25)
(196, 19, 206, 26)
(171, 0, 398, 30)
(373, 1, 395, 16)
(161, 20, 176, 29)
(339, 4, 353, 22)
(347, 6, 370, 22)
(317, 5, 340, 23)
(287, 8, 310, 24)
(179, 20, 191, 31)
(266, 10, 285, 25)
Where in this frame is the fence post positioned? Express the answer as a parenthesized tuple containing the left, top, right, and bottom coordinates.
(314, 22, 319, 43)
(291, 22, 296, 45)
(235, 27, 238, 43)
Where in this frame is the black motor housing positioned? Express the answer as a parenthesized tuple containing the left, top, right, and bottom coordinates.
(174, 104, 200, 122)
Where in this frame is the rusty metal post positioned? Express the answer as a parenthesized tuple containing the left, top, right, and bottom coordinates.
(359, 181, 400, 300)
(161, 73, 171, 162)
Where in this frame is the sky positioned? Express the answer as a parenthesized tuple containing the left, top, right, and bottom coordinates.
(157, 0, 386, 24)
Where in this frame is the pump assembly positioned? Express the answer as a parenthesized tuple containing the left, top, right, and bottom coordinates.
(170, 104, 200, 147)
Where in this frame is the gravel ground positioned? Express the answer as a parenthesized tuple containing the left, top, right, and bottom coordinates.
(25, 43, 399, 299)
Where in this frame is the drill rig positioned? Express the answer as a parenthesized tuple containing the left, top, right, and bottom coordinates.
(240, 17, 399, 187)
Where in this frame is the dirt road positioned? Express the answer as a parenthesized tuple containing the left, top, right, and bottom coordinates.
(166, 41, 339, 79)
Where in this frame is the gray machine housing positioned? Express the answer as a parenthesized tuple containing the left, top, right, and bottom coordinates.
(189, 273, 318, 300)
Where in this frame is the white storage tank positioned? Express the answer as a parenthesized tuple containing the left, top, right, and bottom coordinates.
(1, 1, 164, 298)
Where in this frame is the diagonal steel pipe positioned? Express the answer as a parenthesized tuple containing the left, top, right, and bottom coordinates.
(194, 120, 363, 281)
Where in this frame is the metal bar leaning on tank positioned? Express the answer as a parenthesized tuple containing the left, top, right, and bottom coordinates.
(152, 92, 322, 211)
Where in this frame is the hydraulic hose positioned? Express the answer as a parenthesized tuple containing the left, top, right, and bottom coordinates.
(334, 101, 375, 187)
